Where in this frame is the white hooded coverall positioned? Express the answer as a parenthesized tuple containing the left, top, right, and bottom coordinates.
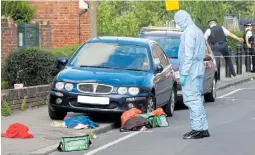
(174, 10, 209, 131)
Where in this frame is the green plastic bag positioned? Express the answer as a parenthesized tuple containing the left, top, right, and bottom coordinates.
(57, 135, 91, 152)
(139, 113, 159, 128)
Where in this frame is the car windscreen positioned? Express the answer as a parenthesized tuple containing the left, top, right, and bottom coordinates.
(68, 42, 150, 71)
(139, 35, 180, 58)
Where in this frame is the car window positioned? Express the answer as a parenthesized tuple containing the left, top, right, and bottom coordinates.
(155, 44, 168, 67)
(139, 35, 180, 58)
(68, 42, 150, 71)
(151, 46, 161, 65)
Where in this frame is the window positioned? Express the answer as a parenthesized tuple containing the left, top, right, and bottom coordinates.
(68, 42, 150, 71)
(139, 35, 181, 58)
(155, 45, 168, 67)
(152, 46, 160, 65)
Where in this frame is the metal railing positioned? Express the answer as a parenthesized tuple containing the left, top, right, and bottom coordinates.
(215, 44, 255, 80)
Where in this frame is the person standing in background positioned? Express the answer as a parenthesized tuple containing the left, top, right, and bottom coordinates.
(243, 23, 255, 72)
(204, 19, 244, 77)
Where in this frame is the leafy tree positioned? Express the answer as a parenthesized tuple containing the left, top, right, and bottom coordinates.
(97, 1, 252, 37)
(1, 1, 36, 23)
(223, 1, 255, 18)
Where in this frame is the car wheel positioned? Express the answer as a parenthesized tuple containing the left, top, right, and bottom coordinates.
(48, 104, 67, 120)
(204, 78, 216, 102)
(146, 93, 156, 113)
(164, 88, 177, 117)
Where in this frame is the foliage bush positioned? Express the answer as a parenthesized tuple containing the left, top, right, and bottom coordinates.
(48, 44, 81, 59)
(1, 100, 11, 116)
(1, 1, 36, 23)
(227, 31, 243, 51)
(1, 81, 8, 90)
(2, 47, 58, 88)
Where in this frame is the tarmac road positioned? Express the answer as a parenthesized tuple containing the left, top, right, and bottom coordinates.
(49, 80, 255, 155)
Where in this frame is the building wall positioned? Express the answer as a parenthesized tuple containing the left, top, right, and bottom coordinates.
(30, 1, 95, 48)
(1, 18, 18, 63)
(1, 18, 52, 64)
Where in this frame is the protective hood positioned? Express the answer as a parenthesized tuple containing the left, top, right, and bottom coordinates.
(174, 10, 194, 31)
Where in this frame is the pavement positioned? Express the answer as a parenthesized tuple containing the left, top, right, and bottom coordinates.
(1, 68, 255, 155)
(48, 80, 255, 155)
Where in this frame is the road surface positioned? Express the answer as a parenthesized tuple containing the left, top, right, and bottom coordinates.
(49, 80, 255, 155)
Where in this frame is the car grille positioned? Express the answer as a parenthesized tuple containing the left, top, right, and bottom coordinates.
(77, 83, 113, 94)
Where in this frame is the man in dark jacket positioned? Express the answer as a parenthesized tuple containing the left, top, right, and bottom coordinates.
(243, 23, 254, 72)
(204, 19, 244, 77)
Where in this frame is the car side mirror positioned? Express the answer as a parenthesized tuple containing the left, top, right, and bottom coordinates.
(57, 57, 68, 66)
(155, 64, 164, 73)
(203, 55, 212, 61)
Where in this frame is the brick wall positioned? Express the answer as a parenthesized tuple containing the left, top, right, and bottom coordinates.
(30, 1, 96, 48)
(39, 21, 52, 48)
(1, 18, 18, 63)
(1, 85, 50, 110)
(1, 18, 52, 64)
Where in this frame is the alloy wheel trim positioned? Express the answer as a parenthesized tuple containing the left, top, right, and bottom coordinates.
(147, 96, 155, 113)
(170, 91, 175, 114)
(213, 79, 216, 99)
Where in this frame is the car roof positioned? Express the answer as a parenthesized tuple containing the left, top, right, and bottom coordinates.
(139, 31, 183, 37)
(87, 36, 157, 47)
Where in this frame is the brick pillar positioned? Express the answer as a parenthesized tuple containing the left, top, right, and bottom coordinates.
(39, 20, 52, 48)
(1, 18, 18, 63)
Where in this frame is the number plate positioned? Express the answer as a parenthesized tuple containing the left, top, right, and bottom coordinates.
(77, 96, 110, 105)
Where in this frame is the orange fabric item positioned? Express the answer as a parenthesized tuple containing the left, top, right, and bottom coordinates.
(1, 123, 34, 138)
(151, 108, 166, 116)
(121, 108, 142, 126)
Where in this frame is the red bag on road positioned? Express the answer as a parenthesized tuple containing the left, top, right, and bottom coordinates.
(121, 108, 142, 127)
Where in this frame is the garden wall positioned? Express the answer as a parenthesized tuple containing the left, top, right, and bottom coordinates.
(1, 85, 50, 110)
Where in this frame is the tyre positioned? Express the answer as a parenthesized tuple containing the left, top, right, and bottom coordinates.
(48, 104, 67, 120)
(146, 93, 156, 113)
(164, 88, 177, 117)
(204, 78, 216, 102)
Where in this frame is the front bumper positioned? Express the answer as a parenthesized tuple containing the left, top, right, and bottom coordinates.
(49, 91, 149, 114)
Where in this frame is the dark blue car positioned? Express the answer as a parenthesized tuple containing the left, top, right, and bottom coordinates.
(48, 37, 177, 120)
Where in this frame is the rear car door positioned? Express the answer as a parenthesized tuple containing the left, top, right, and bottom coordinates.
(154, 44, 173, 106)
(203, 44, 215, 93)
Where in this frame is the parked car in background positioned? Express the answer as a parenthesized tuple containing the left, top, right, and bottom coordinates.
(48, 36, 178, 120)
(138, 27, 218, 103)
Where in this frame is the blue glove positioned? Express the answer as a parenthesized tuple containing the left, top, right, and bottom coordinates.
(179, 74, 187, 86)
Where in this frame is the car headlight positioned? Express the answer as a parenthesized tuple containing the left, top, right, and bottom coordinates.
(65, 83, 73, 91)
(55, 82, 64, 90)
(174, 71, 179, 79)
(117, 87, 127, 95)
(128, 87, 139, 96)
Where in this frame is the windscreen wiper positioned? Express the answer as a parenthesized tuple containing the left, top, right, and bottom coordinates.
(122, 68, 146, 71)
(80, 65, 114, 69)
(169, 56, 178, 58)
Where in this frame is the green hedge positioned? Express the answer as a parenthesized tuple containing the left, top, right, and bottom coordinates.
(48, 44, 81, 59)
(2, 47, 58, 88)
(227, 31, 243, 51)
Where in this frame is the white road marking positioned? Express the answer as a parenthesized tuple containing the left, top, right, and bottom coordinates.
(84, 88, 255, 155)
(84, 131, 141, 155)
(217, 88, 243, 99)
